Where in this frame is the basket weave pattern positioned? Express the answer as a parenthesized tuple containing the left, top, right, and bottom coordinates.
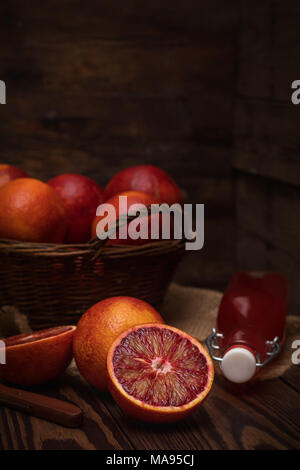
(0, 237, 185, 330)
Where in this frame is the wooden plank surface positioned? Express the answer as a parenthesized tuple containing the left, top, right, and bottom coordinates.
(235, 174, 300, 315)
(235, 1, 300, 187)
(233, 99, 300, 187)
(238, 0, 300, 101)
(234, 2, 300, 315)
(0, 365, 299, 450)
(0, 39, 233, 118)
(0, 0, 237, 44)
(236, 174, 300, 257)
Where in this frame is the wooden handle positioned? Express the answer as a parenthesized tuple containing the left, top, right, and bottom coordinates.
(0, 383, 83, 428)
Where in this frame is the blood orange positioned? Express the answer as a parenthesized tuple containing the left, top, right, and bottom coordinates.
(48, 173, 105, 243)
(91, 190, 169, 246)
(73, 297, 163, 391)
(0, 178, 67, 243)
(107, 324, 214, 423)
(105, 165, 182, 206)
(0, 164, 28, 188)
(0, 326, 76, 386)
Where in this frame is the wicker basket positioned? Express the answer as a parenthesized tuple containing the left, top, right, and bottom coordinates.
(0, 234, 185, 330)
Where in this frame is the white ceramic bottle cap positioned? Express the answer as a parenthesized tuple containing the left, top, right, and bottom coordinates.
(221, 347, 257, 383)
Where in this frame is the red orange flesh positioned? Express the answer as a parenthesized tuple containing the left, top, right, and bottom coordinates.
(107, 324, 214, 423)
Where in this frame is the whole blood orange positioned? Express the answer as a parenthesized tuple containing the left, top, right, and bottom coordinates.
(0, 178, 67, 243)
(105, 165, 182, 206)
(91, 190, 162, 245)
(0, 164, 28, 188)
(48, 173, 105, 243)
(73, 297, 164, 391)
(0, 326, 76, 386)
(107, 324, 214, 423)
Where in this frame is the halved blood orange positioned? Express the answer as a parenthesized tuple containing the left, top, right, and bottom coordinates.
(107, 323, 214, 423)
(0, 326, 76, 387)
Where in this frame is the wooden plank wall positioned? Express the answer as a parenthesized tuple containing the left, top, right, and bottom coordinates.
(234, 1, 300, 314)
(0, 1, 238, 289)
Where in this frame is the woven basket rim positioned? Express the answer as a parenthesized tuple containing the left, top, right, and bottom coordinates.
(0, 236, 187, 259)
(0, 209, 193, 258)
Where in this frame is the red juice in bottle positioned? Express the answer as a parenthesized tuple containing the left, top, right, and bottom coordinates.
(206, 271, 288, 383)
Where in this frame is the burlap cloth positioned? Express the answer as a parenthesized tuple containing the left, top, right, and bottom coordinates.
(1, 283, 299, 381)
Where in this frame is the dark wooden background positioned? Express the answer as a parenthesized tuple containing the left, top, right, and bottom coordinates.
(234, 2, 300, 316)
(1, 1, 300, 312)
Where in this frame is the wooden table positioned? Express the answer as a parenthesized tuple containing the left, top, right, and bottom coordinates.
(0, 361, 299, 450)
